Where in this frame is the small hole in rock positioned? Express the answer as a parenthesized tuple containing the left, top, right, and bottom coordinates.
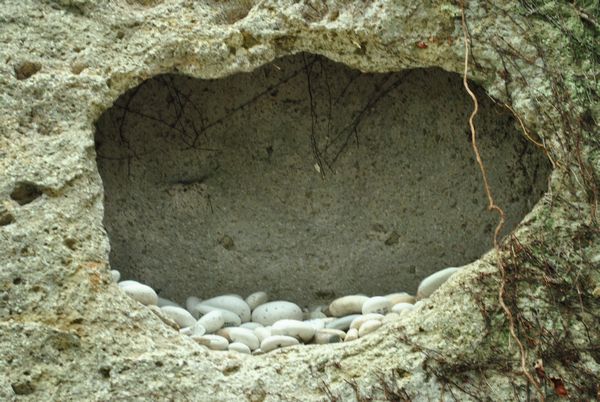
(95, 53, 551, 354)
(13, 277, 22, 285)
(64, 238, 77, 250)
(11, 381, 35, 395)
(10, 182, 43, 206)
(14, 61, 42, 80)
(99, 366, 111, 378)
(0, 212, 15, 226)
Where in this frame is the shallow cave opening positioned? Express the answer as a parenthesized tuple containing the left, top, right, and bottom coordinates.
(94, 53, 551, 309)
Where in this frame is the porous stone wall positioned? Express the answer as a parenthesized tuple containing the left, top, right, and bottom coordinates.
(0, 0, 598, 400)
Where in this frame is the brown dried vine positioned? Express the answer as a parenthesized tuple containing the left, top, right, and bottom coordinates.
(460, 0, 544, 399)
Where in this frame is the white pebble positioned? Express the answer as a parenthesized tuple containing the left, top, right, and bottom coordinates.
(318, 328, 346, 340)
(179, 327, 192, 336)
(260, 335, 299, 353)
(307, 311, 327, 319)
(157, 297, 180, 308)
(148, 305, 179, 329)
(326, 315, 361, 331)
(223, 293, 244, 299)
(228, 342, 251, 354)
(362, 296, 391, 315)
(254, 326, 272, 343)
(186, 296, 202, 316)
(350, 314, 384, 330)
(117, 280, 139, 287)
(345, 327, 359, 342)
(313, 330, 342, 344)
(216, 327, 233, 341)
(328, 295, 369, 317)
(245, 291, 268, 310)
(199, 295, 251, 322)
(358, 319, 382, 337)
(192, 334, 229, 350)
(304, 319, 326, 331)
(118, 280, 158, 306)
(240, 322, 263, 330)
(391, 303, 415, 314)
(271, 319, 316, 343)
(198, 310, 225, 333)
(385, 292, 415, 305)
(228, 327, 260, 350)
(160, 306, 197, 328)
(251, 301, 303, 326)
(191, 322, 206, 336)
(110, 270, 120, 283)
(195, 305, 241, 327)
(417, 267, 461, 299)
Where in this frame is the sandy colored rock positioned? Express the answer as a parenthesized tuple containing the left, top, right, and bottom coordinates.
(0, 0, 597, 400)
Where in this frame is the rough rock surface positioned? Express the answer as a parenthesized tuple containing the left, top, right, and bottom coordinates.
(0, 0, 598, 400)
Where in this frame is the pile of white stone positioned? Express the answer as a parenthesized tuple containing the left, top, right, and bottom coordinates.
(111, 267, 460, 355)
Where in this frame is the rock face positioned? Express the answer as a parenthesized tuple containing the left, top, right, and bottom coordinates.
(0, 0, 598, 401)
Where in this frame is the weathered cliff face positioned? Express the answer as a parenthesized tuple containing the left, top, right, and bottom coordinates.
(0, 0, 598, 400)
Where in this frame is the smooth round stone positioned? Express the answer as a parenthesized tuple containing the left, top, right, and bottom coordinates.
(260, 335, 299, 353)
(199, 296, 251, 322)
(186, 296, 202, 315)
(304, 319, 326, 331)
(245, 291, 268, 310)
(326, 314, 361, 331)
(110, 270, 120, 283)
(254, 326, 272, 343)
(391, 303, 416, 314)
(192, 334, 229, 350)
(198, 310, 225, 333)
(358, 319, 383, 337)
(385, 292, 415, 305)
(417, 267, 461, 299)
(350, 313, 384, 330)
(251, 301, 303, 326)
(179, 327, 192, 336)
(157, 297, 181, 308)
(117, 280, 139, 287)
(148, 305, 179, 329)
(240, 322, 263, 330)
(307, 311, 327, 320)
(271, 319, 316, 342)
(362, 296, 391, 315)
(312, 305, 328, 313)
(252, 349, 264, 356)
(160, 306, 197, 328)
(228, 342, 251, 354)
(118, 280, 158, 305)
(196, 305, 242, 327)
(328, 295, 369, 317)
(223, 293, 244, 299)
(313, 330, 342, 344)
(191, 322, 206, 336)
(228, 327, 260, 350)
(345, 327, 359, 342)
(216, 327, 233, 341)
(319, 328, 346, 340)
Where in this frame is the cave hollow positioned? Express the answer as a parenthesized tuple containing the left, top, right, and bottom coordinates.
(94, 53, 551, 307)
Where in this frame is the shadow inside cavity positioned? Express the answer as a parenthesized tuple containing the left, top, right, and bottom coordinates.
(95, 53, 551, 306)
